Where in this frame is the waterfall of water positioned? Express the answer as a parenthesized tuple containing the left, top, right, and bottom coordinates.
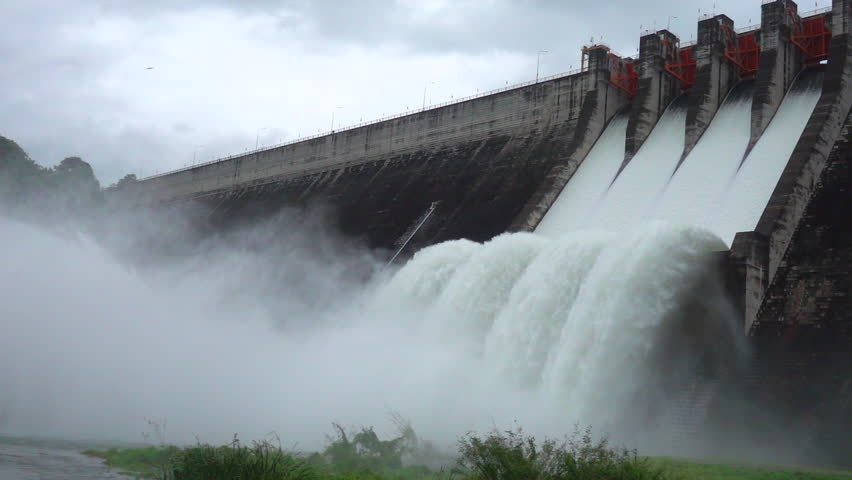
(649, 83, 754, 238)
(1, 216, 736, 450)
(711, 70, 823, 243)
(535, 115, 628, 235)
(582, 97, 688, 232)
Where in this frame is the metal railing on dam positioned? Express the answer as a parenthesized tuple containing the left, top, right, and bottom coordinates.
(801, 6, 832, 18)
(140, 67, 586, 182)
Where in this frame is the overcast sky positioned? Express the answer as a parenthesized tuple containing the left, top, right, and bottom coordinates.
(0, 0, 832, 184)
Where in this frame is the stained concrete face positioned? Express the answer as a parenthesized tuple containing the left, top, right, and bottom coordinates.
(756, 30, 852, 281)
(203, 132, 558, 252)
(746, 109, 852, 469)
(136, 71, 596, 204)
(753, 109, 851, 339)
(834, 0, 852, 36)
(624, 30, 681, 166)
(729, 231, 769, 334)
(748, 0, 803, 156)
(736, 4, 851, 458)
(683, 15, 740, 162)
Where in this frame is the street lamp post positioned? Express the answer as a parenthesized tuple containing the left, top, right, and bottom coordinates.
(330, 106, 343, 131)
(422, 81, 436, 109)
(536, 50, 549, 82)
(667, 16, 678, 31)
(255, 127, 267, 150)
(192, 144, 205, 165)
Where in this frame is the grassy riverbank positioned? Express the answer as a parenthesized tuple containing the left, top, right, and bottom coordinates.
(649, 457, 852, 480)
(83, 445, 180, 478)
(83, 427, 852, 480)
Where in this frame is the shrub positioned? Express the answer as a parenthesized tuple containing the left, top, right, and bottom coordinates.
(454, 426, 670, 480)
(321, 423, 414, 473)
(163, 436, 315, 480)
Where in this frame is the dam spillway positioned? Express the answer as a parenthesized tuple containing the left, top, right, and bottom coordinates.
(118, 0, 852, 466)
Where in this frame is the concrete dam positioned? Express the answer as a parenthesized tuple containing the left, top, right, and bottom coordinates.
(124, 0, 852, 464)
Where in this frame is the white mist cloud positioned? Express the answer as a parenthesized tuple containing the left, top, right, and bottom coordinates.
(0, 210, 742, 454)
(0, 213, 542, 448)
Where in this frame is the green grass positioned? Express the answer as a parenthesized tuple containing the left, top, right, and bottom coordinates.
(650, 457, 852, 480)
(454, 426, 670, 480)
(82, 427, 852, 480)
(164, 440, 314, 480)
(84, 445, 180, 478)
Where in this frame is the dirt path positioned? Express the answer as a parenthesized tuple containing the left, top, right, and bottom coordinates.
(0, 441, 131, 480)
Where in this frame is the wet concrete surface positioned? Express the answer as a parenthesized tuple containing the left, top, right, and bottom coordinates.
(0, 442, 131, 479)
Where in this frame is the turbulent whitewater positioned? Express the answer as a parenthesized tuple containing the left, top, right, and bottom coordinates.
(0, 215, 737, 451)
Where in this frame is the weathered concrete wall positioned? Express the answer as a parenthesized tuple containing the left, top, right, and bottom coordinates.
(835, 0, 852, 35)
(753, 108, 851, 338)
(743, 108, 852, 468)
(140, 75, 592, 203)
(624, 30, 681, 164)
(683, 15, 740, 161)
(755, 0, 852, 282)
(132, 45, 628, 250)
(729, 231, 770, 333)
(747, 0, 804, 156)
(201, 132, 549, 251)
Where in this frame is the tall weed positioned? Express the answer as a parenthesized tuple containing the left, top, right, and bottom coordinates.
(163, 436, 315, 480)
(454, 426, 671, 480)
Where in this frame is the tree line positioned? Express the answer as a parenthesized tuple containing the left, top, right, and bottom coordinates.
(0, 134, 136, 219)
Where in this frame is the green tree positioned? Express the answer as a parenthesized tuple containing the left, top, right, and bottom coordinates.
(0, 135, 49, 205)
(113, 173, 138, 189)
(1, 135, 107, 217)
(50, 156, 102, 212)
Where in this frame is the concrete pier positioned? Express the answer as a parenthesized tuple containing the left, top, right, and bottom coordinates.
(683, 14, 740, 162)
(747, 0, 804, 157)
(729, 232, 770, 333)
(755, 0, 852, 282)
(624, 30, 681, 166)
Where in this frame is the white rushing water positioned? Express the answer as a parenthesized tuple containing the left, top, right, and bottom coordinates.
(0, 215, 735, 450)
(581, 98, 687, 232)
(541, 72, 820, 246)
(649, 83, 754, 236)
(710, 71, 823, 243)
(535, 115, 628, 235)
